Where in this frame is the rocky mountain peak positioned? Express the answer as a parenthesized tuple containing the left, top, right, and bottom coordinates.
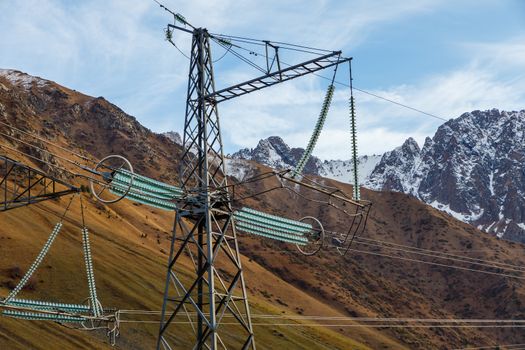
(366, 137, 422, 195)
(367, 109, 525, 242)
(231, 135, 382, 186)
(0, 69, 49, 90)
(0, 69, 182, 183)
(231, 136, 322, 173)
(163, 131, 182, 145)
(401, 137, 420, 155)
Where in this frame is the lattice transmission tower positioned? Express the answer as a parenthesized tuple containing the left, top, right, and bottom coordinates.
(157, 28, 255, 350)
(155, 3, 351, 344)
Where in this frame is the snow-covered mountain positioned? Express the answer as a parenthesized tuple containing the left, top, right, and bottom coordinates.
(366, 109, 525, 242)
(318, 155, 382, 184)
(176, 109, 525, 242)
(229, 136, 380, 184)
(230, 136, 323, 175)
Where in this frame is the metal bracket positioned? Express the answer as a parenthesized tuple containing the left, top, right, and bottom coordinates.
(0, 155, 79, 212)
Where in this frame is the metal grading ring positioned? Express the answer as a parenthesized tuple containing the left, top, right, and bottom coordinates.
(296, 216, 325, 256)
(89, 155, 133, 204)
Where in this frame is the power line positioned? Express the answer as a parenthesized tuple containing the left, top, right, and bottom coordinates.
(165, 37, 190, 60)
(351, 86, 448, 122)
(355, 236, 525, 271)
(118, 310, 525, 323)
(455, 344, 525, 350)
(0, 142, 179, 202)
(152, 0, 195, 30)
(213, 38, 268, 75)
(118, 319, 525, 329)
(211, 33, 333, 54)
(352, 238, 525, 274)
(0, 120, 97, 163)
(210, 34, 449, 122)
(342, 246, 525, 280)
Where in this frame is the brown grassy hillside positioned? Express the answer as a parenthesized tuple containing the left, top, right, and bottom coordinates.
(1, 70, 525, 349)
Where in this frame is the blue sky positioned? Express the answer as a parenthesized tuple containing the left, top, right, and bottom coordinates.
(1, 0, 524, 159)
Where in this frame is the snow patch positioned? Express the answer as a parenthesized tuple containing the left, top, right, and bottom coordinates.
(488, 172, 495, 196)
(0, 69, 48, 90)
(429, 201, 484, 222)
(319, 154, 382, 185)
(224, 158, 254, 181)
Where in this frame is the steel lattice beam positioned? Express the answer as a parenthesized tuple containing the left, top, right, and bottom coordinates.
(0, 155, 79, 211)
(206, 52, 351, 104)
(157, 28, 255, 350)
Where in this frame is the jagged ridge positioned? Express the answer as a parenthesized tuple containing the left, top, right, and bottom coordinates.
(367, 109, 525, 242)
(229, 135, 381, 183)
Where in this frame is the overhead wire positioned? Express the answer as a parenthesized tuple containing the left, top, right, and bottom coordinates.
(112, 309, 525, 334)
(212, 38, 268, 75)
(218, 165, 525, 281)
(455, 344, 525, 350)
(0, 142, 90, 180)
(340, 245, 525, 280)
(212, 36, 330, 57)
(296, 226, 525, 275)
(224, 167, 525, 276)
(152, 0, 196, 30)
(209, 34, 448, 122)
(0, 127, 190, 202)
(212, 42, 232, 63)
(114, 308, 525, 328)
(274, 223, 525, 278)
(117, 310, 525, 323)
(0, 142, 183, 204)
(211, 33, 335, 54)
(354, 235, 525, 271)
(116, 306, 525, 324)
(0, 130, 93, 172)
(233, 226, 525, 280)
(115, 319, 525, 328)
(166, 37, 191, 60)
(0, 120, 97, 163)
(351, 237, 525, 274)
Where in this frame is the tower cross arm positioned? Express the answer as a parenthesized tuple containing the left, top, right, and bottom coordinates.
(205, 52, 351, 103)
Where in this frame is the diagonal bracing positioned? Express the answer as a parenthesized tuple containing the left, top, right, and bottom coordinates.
(0, 155, 79, 212)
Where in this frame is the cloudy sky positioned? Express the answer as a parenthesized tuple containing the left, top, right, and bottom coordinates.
(1, 0, 524, 159)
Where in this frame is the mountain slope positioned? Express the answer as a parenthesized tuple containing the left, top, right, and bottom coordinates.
(0, 69, 397, 349)
(366, 109, 525, 242)
(1, 70, 525, 349)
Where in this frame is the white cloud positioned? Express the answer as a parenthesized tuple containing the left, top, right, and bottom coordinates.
(172, 0, 442, 49)
(1, 0, 524, 162)
(222, 53, 525, 159)
(462, 36, 525, 71)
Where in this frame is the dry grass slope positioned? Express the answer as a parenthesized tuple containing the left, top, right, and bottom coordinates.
(1, 71, 525, 349)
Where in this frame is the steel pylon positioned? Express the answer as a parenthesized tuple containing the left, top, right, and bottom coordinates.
(157, 28, 255, 350)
